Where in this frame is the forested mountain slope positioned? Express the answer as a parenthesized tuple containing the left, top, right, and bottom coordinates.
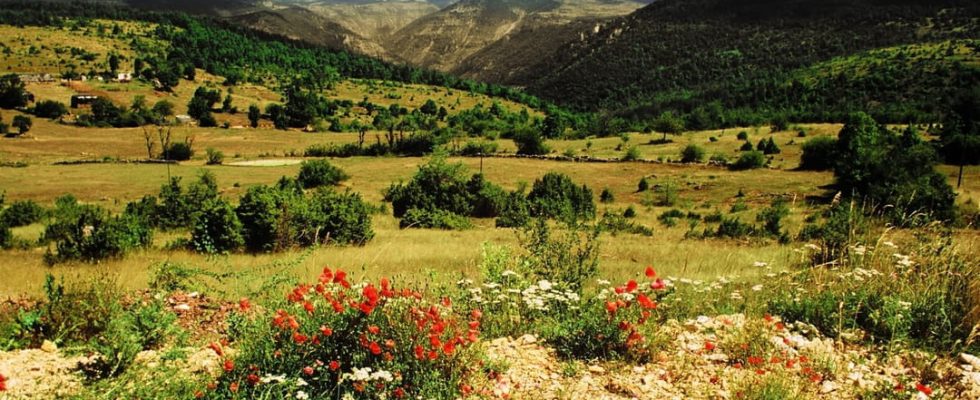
(526, 0, 980, 125)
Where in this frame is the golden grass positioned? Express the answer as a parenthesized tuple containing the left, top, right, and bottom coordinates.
(0, 21, 163, 74)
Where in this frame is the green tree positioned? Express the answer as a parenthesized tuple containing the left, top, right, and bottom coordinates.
(191, 198, 243, 254)
(247, 104, 261, 128)
(0, 74, 28, 109)
(653, 111, 684, 142)
(939, 89, 980, 188)
(11, 115, 32, 135)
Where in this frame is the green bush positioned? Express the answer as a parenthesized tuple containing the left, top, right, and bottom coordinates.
(191, 198, 244, 254)
(495, 190, 531, 228)
(236, 185, 296, 252)
(737, 131, 749, 140)
(0, 199, 45, 227)
(756, 198, 790, 238)
(715, 216, 755, 239)
(513, 127, 550, 155)
(621, 145, 641, 161)
(599, 188, 615, 203)
(600, 212, 653, 236)
(301, 188, 375, 245)
(527, 172, 595, 221)
(680, 144, 706, 163)
(0, 223, 11, 249)
(637, 177, 650, 192)
(297, 159, 349, 189)
(799, 136, 836, 170)
(164, 141, 193, 161)
(731, 151, 766, 170)
(517, 219, 600, 291)
(32, 100, 68, 119)
(459, 140, 498, 156)
(43, 205, 152, 264)
(399, 208, 473, 230)
(205, 148, 224, 165)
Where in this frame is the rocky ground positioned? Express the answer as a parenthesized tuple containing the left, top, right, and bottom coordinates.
(1, 312, 977, 399)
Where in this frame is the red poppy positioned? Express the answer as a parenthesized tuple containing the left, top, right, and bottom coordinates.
(461, 384, 472, 395)
(468, 321, 480, 330)
(238, 298, 251, 312)
(319, 267, 333, 283)
(369, 341, 382, 355)
(0, 374, 6, 392)
(704, 341, 716, 351)
(223, 359, 235, 372)
(293, 332, 308, 344)
(303, 301, 315, 314)
(442, 297, 452, 308)
(605, 301, 618, 314)
(764, 314, 773, 322)
(645, 266, 656, 278)
(229, 382, 239, 393)
(428, 350, 438, 360)
(363, 284, 379, 304)
(755, 369, 766, 375)
(443, 341, 456, 355)
(331, 299, 345, 313)
(618, 320, 632, 331)
(733, 362, 742, 369)
(637, 294, 657, 309)
(247, 373, 260, 385)
(467, 330, 479, 343)
(367, 325, 381, 335)
(330, 360, 340, 371)
(431, 321, 446, 335)
(359, 302, 376, 315)
(775, 322, 785, 331)
(895, 383, 905, 391)
(303, 366, 314, 376)
(916, 383, 932, 396)
(415, 345, 425, 360)
(320, 326, 333, 337)
(809, 373, 822, 383)
(626, 280, 638, 292)
(209, 342, 223, 356)
(194, 391, 203, 398)
(747, 356, 763, 366)
(650, 278, 666, 290)
(430, 336, 442, 348)
(393, 387, 405, 398)
(471, 309, 483, 320)
(385, 339, 396, 349)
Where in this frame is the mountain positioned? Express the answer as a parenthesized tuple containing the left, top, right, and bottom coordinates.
(387, 0, 646, 81)
(524, 0, 980, 124)
(297, 1, 441, 43)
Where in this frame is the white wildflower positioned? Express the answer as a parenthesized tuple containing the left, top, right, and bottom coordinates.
(296, 391, 309, 400)
(501, 270, 519, 277)
(753, 261, 769, 268)
(751, 284, 764, 291)
(538, 280, 553, 291)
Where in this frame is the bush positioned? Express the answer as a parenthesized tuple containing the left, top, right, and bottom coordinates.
(164, 141, 193, 161)
(623, 205, 637, 218)
(0, 223, 10, 250)
(527, 172, 596, 221)
(599, 188, 615, 203)
(10, 115, 31, 136)
(236, 185, 297, 252)
(385, 156, 506, 224)
(680, 144, 705, 163)
(740, 141, 754, 151)
(600, 212, 653, 236)
(458, 140, 498, 156)
(399, 208, 473, 230)
(731, 151, 766, 170)
(297, 159, 349, 189)
(757, 137, 781, 155)
(301, 188, 375, 245)
(799, 136, 837, 170)
(212, 269, 483, 399)
(191, 198, 244, 254)
(621, 146, 641, 161)
(205, 148, 224, 165)
(495, 190, 531, 228)
(737, 131, 749, 140)
(756, 198, 790, 239)
(637, 177, 650, 192)
(32, 100, 68, 119)
(43, 205, 152, 264)
(0, 200, 45, 227)
(513, 127, 549, 155)
(518, 219, 600, 291)
(715, 216, 755, 239)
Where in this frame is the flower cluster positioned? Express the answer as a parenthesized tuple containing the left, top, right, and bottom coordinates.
(203, 267, 483, 399)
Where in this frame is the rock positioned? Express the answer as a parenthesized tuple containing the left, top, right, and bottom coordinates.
(962, 353, 980, 370)
(705, 353, 729, 363)
(820, 380, 839, 393)
(588, 365, 606, 374)
(40, 340, 57, 353)
(516, 334, 536, 345)
(174, 303, 192, 312)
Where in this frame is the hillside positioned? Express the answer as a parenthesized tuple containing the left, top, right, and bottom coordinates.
(227, 6, 393, 59)
(386, 0, 645, 79)
(526, 0, 980, 124)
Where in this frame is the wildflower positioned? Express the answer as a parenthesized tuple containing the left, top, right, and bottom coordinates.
(471, 309, 483, 320)
(752, 261, 768, 268)
(223, 359, 235, 372)
(637, 294, 657, 309)
(296, 391, 309, 400)
(645, 266, 656, 278)
(367, 325, 380, 335)
(915, 383, 932, 396)
(229, 382, 239, 393)
(320, 326, 333, 337)
(247, 373, 260, 385)
(605, 301, 618, 314)
(443, 341, 456, 355)
(748, 356, 763, 366)
(501, 270, 519, 277)
(0, 373, 6, 391)
(626, 280, 638, 292)
(369, 341, 382, 355)
(393, 387, 405, 398)
(330, 360, 340, 371)
(538, 280, 553, 290)
(650, 278, 666, 290)
(303, 301, 315, 314)
(704, 341, 716, 351)
(415, 345, 425, 360)
(209, 342, 223, 356)
(751, 284, 763, 291)
(303, 366, 314, 376)
(239, 298, 251, 312)
(293, 332, 308, 344)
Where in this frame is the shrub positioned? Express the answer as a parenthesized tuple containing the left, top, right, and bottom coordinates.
(32, 100, 68, 119)
(623, 205, 637, 218)
(236, 185, 297, 252)
(205, 148, 224, 165)
(599, 188, 615, 203)
(715, 216, 755, 239)
(43, 205, 152, 264)
(799, 136, 837, 170)
(737, 131, 749, 140)
(399, 208, 472, 230)
(297, 159, 349, 189)
(527, 172, 596, 221)
(0, 200, 45, 227)
(301, 189, 375, 245)
(191, 198, 244, 254)
(211, 268, 483, 399)
(10, 115, 31, 136)
(385, 157, 474, 218)
(680, 144, 706, 163)
(164, 141, 193, 161)
(757, 137, 781, 155)
(658, 209, 685, 227)
(467, 174, 507, 218)
(518, 219, 600, 291)
(652, 181, 678, 207)
(731, 151, 766, 170)
(495, 190, 531, 228)
(756, 198, 790, 239)
(458, 140, 498, 156)
(637, 177, 649, 192)
(0, 223, 10, 249)
(709, 153, 728, 164)
(740, 141, 754, 151)
(513, 127, 549, 155)
(600, 212, 653, 236)
(621, 146, 641, 161)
